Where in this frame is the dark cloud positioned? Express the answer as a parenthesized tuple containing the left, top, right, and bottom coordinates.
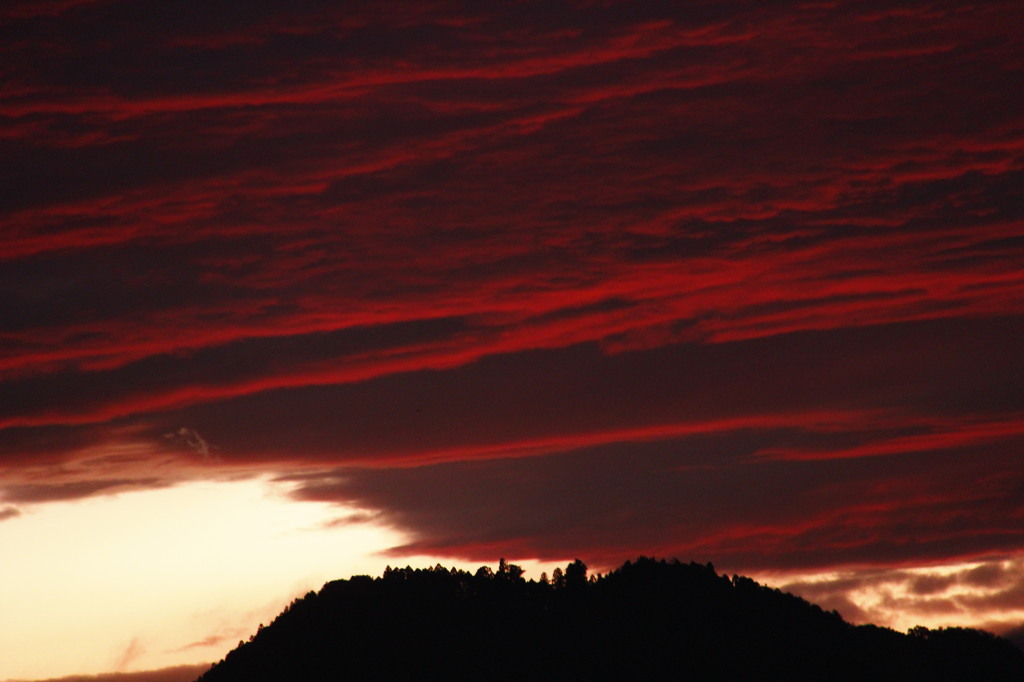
(959, 575, 1024, 611)
(965, 563, 1014, 588)
(284, 430, 1024, 572)
(0, 505, 21, 521)
(910, 574, 958, 596)
(2, 314, 1019, 466)
(1, 0, 1023, 660)
(0, 479, 169, 505)
(174, 315, 1023, 463)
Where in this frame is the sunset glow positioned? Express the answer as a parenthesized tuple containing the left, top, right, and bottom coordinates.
(2, 0, 1023, 678)
(0, 477, 409, 679)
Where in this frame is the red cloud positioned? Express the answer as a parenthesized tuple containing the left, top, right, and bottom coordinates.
(1, 0, 1022, 616)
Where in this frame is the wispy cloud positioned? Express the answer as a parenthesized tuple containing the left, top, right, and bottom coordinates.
(1, 0, 1022, 662)
(776, 557, 1024, 634)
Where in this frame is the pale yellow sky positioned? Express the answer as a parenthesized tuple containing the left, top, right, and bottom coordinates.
(0, 477, 404, 680)
(0, 477, 569, 681)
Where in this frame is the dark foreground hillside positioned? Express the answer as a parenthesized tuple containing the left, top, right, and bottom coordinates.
(197, 558, 1024, 682)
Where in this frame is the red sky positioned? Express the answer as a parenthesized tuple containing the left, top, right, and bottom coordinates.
(2, 0, 1024, 678)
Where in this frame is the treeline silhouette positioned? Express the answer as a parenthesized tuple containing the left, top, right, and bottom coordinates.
(196, 557, 1023, 681)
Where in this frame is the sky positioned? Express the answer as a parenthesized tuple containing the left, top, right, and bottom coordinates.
(1, 0, 1023, 678)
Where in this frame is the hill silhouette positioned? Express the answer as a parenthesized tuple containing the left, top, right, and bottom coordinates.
(196, 558, 1024, 681)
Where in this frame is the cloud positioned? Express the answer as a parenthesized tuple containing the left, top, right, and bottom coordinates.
(777, 557, 1024, 631)
(909, 574, 958, 596)
(282, 424, 1024, 573)
(0, 506, 21, 521)
(321, 511, 382, 528)
(171, 634, 229, 652)
(2, 664, 211, 682)
(113, 639, 144, 672)
(163, 427, 212, 459)
(1, 0, 1023, 645)
(2, 314, 1021, 572)
(3, 313, 1020, 468)
(3, 1, 1022, 407)
(0, 479, 167, 505)
(0, 425, 216, 506)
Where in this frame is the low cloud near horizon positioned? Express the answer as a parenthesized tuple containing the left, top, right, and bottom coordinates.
(5, 664, 212, 682)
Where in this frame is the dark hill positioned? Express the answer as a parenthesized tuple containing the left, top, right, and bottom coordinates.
(196, 558, 1024, 681)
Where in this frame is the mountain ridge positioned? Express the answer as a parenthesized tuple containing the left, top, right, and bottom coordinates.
(197, 557, 1024, 681)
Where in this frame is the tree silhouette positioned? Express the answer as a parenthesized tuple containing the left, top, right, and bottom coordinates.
(196, 557, 1024, 682)
(564, 558, 587, 588)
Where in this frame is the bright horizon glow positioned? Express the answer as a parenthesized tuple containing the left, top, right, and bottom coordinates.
(0, 476, 412, 681)
(0, 476, 574, 682)
(2, 475, 1020, 680)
